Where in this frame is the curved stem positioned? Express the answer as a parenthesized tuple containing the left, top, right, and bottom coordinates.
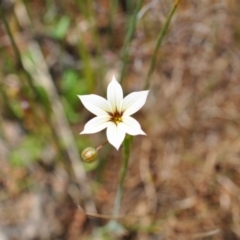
(144, 0, 180, 90)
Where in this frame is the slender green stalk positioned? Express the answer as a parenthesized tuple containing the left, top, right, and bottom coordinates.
(126, 0, 135, 14)
(112, 136, 132, 217)
(90, 12, 106, 91)
(106, 136, 132, 234)
(144, 0, 180, 90)
(76, 0, 104, 91)
(120, 0, 144, 84)
(77, 39, 95, 91)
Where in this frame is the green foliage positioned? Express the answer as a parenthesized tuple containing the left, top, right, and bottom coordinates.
(61, 69, 88, 123)
(61, 69, 87, 102)
(10, 135, 43, 167)
(8, 98, 25, 119)
(35, 86, 51, 113)
(1, 51, 15, 72)
(52, 15, 71, 40)
(62, 98, 80, 123)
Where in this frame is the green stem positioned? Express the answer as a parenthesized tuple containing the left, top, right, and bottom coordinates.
(113, 136, 132, 217)
(144, 0, 180, 90)
(76, 0, 104, 91)
(120, 0, 144, 84)
(106, 137, 132, 234)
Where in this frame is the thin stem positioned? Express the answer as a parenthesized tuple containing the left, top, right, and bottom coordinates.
(76, 0, 104, 91)
(120, 0, 144, 84)
(112, 136, 132, 217)
(96, 141, 108, 152)
(105, 137, 132, 234)
(144, 0, 180, 90)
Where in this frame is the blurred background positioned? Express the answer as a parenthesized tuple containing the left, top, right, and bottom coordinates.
(1, 0, 240, 239)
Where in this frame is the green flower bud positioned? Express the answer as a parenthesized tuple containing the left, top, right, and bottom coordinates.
(81, 147, 98, 163)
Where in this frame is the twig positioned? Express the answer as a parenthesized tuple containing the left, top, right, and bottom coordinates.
(77, 205, 123, 220)
(191, 229, 221, 239)
(217, 175, 240, 198)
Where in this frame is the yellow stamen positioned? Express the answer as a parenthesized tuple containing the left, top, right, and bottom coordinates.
(111, 112, 122, 125)
(114, 116, 122, 124)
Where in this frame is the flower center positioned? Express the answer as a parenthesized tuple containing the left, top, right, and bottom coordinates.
(110, 112, 122, 125)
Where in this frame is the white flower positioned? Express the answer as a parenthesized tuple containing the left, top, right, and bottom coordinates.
(78, 76, 149, 150)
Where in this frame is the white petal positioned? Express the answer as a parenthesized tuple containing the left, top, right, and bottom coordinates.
(78, 94, 111, 116)
(80, 116, 112, 134)
(107, 76, 123, 113)
(121, 116, 146, 135)
(122, 90, 149, 116)
(106, 123, 126, 150)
